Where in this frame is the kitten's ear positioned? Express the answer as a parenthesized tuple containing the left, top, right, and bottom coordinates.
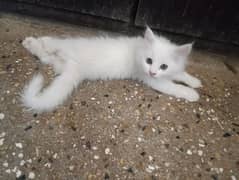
(176, 43, 193, 57)
(144, 26, 155, 43)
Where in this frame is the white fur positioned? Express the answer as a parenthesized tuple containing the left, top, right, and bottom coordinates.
(22, 27, 202, 112)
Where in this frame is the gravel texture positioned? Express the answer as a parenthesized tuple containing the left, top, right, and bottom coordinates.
(0, 13, 239, 180)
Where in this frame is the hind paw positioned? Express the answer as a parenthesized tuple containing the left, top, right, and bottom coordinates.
(22, 37, 43, 56)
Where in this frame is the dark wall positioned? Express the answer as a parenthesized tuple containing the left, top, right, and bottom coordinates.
(135, 0, 239, 46)
(1, 0, 239, 48)
(17, 0, 137, 22)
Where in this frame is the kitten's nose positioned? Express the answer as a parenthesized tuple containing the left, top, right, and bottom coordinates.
(149, 71, 157, 77)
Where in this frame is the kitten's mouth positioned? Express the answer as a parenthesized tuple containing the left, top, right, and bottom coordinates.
(149, 71, 157, 77)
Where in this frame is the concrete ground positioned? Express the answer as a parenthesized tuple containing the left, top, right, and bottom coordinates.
(0, 13, 239, 180)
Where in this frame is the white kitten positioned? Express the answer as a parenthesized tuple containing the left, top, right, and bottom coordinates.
(21, 27, 202, 112)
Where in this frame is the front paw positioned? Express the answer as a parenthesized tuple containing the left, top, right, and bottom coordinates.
(189, 77, 202, 88)
(183, 88, 200, 102)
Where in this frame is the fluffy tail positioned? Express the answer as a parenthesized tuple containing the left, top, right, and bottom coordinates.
(22, 71, 79, 112)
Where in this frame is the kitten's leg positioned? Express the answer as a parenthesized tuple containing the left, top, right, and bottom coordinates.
(146, 78, 199, 102)
(22, 37, 65, 74)
(41, 55, 65, 74)
(51, 59, 64, 74)
(22, 37, 57, 63)
(22, 37, 46, 59)
(172, 72, 202, 88)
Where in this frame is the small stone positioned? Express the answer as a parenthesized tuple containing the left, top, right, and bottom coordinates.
(137, 137, 143, 142)
(146, 165, 155, 173)
(123, 139, 129, 143)
(44, 162, 51, 168)
(69, 165, 74, 171)
(148, 155, 153, 161)
(18, 153, 24, 158)
(24, 125, 32, 131)
(12, 98, 16, 104)
(186, 149, 192, 155)
(164, 162, 170, 167)
(16, 143, 23, 149)
(20, 160, 25, 166)
(28, 172, 35, 179)
(0, 132, 6, 138)
(26, 159, 32, 163)
(3, 162, 8, 167)
(104, 172, 110, 179)
(126, 167, 134, 173)
(140, 151, 146, 156)
(208, 131, 214, 135)
(5, 169, 11, 174)
(105, 148, 110, 155)
(53, 153, 58, 159)
(16, 170, 22, 178)
(94, 155, 100, 160)
(199, 143, 205, 147)
(198, 150, 203, 156)
(231, 175, 237, 180)
(219, 168, 223, 173)
(0, 138, 4, 146)
(198, 139, 206, 147)
(223, 132, 231, 137)
(0, 113, 5, 120)
(92, 146, 98, 150)
(148, 165, 155, 170)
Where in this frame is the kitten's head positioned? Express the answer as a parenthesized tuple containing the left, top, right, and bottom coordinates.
(137, 27, 192, 78)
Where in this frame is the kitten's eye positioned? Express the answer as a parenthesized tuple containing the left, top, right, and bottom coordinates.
(160, 64, 168, 70)
(146, 58, 153, 65)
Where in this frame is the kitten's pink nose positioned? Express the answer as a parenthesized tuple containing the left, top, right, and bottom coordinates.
(149, 71, 157, 77)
